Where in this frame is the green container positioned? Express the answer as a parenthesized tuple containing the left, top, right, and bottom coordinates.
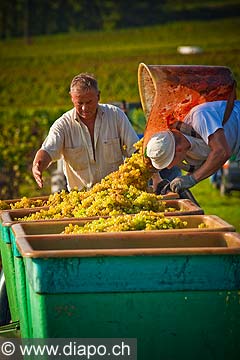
(11, 214, 236, 237)
(0, 206, 47, 327)
(14, 230, 240, 359)
(13, 255, 30, 338)
(0, 195, 49, 210)
(0, 223, 19, 322)
(0, 222, 30, 337)
(8, 213, 235, 336)
(0, 199, 204, 226)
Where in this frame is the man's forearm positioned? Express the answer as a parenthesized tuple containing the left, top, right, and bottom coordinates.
(32, 149, 52, 188)
(193, 149, 229, 182)
(192, 129, 231, 182)
(33, 149, 52, 171)
(151, 172, 163, 192)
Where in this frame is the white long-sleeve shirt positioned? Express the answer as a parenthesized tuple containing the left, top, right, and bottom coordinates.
(41, 104, 139, 190)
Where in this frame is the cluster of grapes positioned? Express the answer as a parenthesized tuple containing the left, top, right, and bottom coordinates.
(0, 200, 11, 210)
(63, 211, 188, 233)
(72, 186, 168, 217)
(12, 139, 179, 223)
(18, 185, 172, 221)
(18, 189, 88, 220)
(73, 138, 152, 195)
(16, 139, 164, 221)
(0, 189, 74, 211)
(0, 197, 48, 210)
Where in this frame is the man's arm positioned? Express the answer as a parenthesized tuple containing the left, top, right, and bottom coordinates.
(170, 129, 231, 193)
(32, 149, 52, 188)
(151, 172, 163, 192)
(192, 128, 231, 182)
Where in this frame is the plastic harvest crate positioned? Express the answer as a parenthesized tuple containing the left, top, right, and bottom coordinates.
(13, 231, 240, 360)
(0, 195, 49, 211)
(0, 198, 205, 252)
(0, 207, 47, 323)
(0, 198, 202, 329)
(11, 214, 235, 237)
(9, 214, 236, 341)
(0, 231, 19, 322)
(1, 198, 201, 226)
(0, 196, 47, 326)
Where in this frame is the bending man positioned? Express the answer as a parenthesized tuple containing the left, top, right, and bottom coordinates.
(146, 99, 240, 193)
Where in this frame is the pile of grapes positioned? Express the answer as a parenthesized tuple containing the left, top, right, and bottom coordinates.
(1, 139, 178, 225)
(13, 139, 171, 221)
(63, 211, 188, 233)
(0, 196, 48, 210)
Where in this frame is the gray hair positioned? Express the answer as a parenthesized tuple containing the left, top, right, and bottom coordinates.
(70, 73, 99, 93)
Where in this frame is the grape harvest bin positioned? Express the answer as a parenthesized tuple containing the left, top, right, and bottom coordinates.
(12, 228, 240, 360)
(0, 198, 202, 330)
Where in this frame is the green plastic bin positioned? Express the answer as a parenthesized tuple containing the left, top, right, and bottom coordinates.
(0, 198, 204, 228)
(13, 229, 240, 359)
(0, 223, 19, 322)
(0, 195, 48, 208)
(0, 199, 202, 336)
(11, 214, 235, 237)
(0, 207, 47, 325)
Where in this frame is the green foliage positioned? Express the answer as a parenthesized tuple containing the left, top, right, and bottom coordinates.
(0, 16, 240, 202)
(0, 0, 239, 38)
(0, 108, 65, 198)
(1, 18, 239, 108)
(129, 108, 146, 134)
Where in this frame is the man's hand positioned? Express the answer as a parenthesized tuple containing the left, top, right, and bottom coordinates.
(151, 172, 162, 193)
(155, 179, 170, 195)
(32, 149, 52, 189)
(170, 175, 197, 193)
(32, 161, 44, 188)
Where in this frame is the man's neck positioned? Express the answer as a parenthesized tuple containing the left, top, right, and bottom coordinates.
(181, 133, 192, 151)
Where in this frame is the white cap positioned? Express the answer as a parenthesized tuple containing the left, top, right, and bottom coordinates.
(146, 131, 175, 170)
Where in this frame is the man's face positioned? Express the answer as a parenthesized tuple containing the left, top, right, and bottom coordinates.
(71, 88, 99, 121)
(167, 149, 186, 169)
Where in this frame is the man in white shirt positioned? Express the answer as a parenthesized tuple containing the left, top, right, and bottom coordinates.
(32, 73, 139, 191)
(146, 100, 240, 193)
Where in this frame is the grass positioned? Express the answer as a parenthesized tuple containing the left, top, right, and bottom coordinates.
(191, 179, 240, 232)
(0, 18, 239, 108)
